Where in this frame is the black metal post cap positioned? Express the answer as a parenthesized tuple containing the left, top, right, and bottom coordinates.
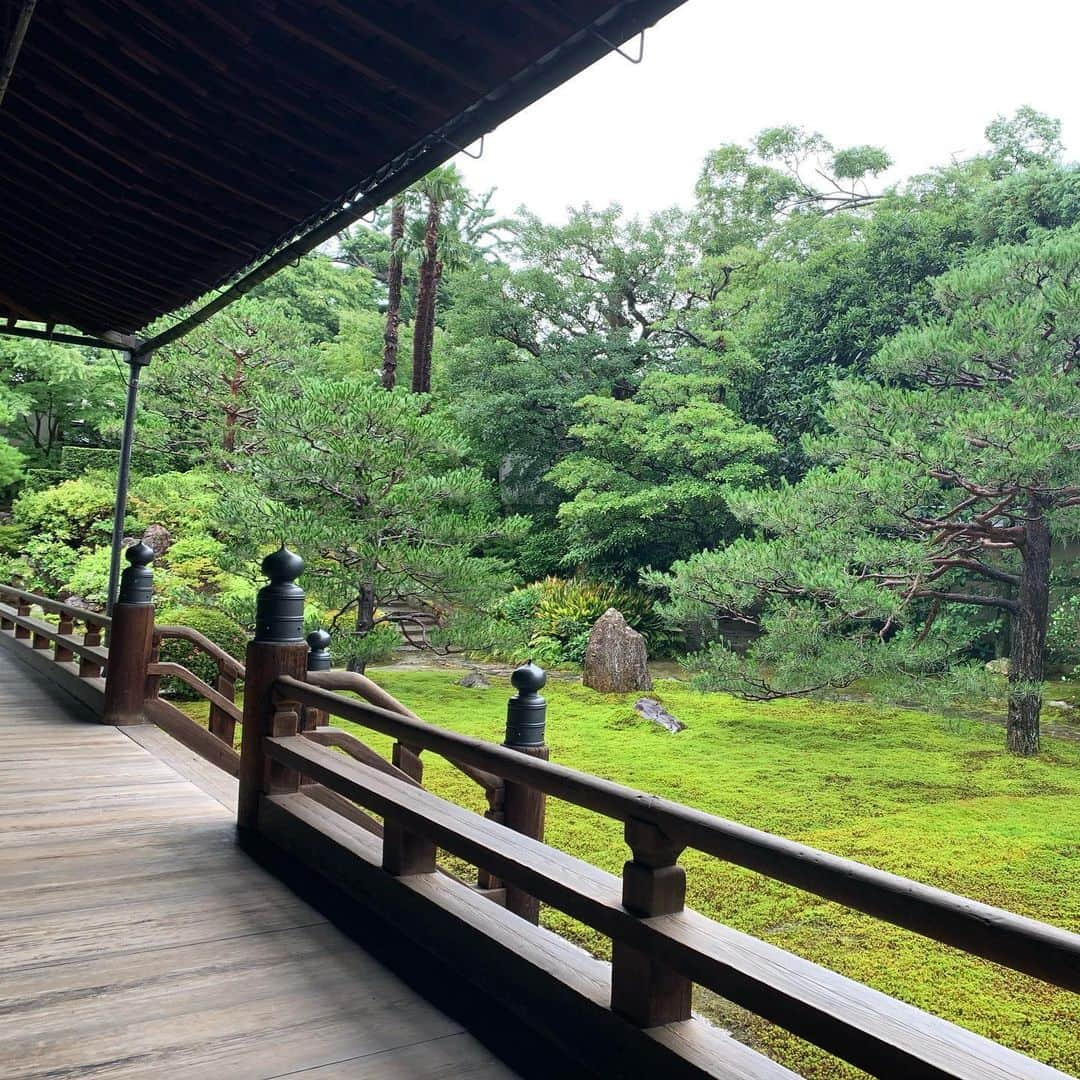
(254, 544, 306, 643)
(307, 628, 332, 671)
(511, 659, 546, 695)
(117, 541, 155, 606)
(262, 545, 305, 583)
(506, 659, 547, 748)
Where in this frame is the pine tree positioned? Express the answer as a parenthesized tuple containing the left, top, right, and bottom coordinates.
(652, 227, 1080, 754)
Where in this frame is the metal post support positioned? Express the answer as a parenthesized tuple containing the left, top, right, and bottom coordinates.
(106, 350, 153, 616)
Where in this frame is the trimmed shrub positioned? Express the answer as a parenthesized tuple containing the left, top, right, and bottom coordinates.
(156, 606, 248, 699)
(60, 446, 171, 478)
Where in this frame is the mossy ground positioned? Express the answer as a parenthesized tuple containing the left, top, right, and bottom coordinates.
(183, 672, 1080, 1077)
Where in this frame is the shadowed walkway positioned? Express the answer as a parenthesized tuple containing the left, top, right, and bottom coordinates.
(0, 650, 513, 1079)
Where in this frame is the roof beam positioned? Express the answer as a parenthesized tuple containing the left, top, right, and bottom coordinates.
(135, 0, 688, 357)
(0, 0, 36, 106)
(0, 323, 131, 350)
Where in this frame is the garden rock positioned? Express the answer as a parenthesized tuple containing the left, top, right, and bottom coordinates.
(583, 608, 652, 693)
(458, 671, 490, 690)
(984, 658, 1011, 676)
(142, 523, 172, 555)
(634, 697, 684, 733)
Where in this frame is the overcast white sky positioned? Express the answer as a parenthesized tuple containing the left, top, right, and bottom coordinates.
(456, 0, 1080, 222)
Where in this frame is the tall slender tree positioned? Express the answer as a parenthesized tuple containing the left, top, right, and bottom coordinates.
(411, 168, 464, 393)
(381, 196, 406, 389)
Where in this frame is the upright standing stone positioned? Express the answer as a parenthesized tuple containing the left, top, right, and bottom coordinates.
(582, 608, 652, 693)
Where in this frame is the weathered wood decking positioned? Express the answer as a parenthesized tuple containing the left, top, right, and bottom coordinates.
(0, 651, 513, 1079)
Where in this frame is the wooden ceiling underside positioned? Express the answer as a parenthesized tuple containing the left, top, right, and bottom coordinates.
(0, 0, 684, 338)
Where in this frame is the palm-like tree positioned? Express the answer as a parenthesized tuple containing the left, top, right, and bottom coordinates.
(342, 167, 506, 393)
(381, 195, 406, 390)
(410, 166, 466, 393)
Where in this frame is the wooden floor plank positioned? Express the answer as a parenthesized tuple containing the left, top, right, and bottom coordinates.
(0, 650, 515, 1079)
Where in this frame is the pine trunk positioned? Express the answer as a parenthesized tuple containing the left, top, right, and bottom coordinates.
(222, 350, 244, 455)
(382, 198, 405, 390)
(348, 582, 377, 675)
(1007, 505, 1050, 756)
(411, 196, 441, 394)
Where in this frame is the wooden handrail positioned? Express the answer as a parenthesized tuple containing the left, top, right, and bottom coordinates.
(274, 675, 1080, 993)
(0, 586, 111, 628)
(304, 668, 503, 795)
(0, 605, 109, 665)
(147, 662, 243, 724)
(263, 736, 1072, 1080)
(305, 668, 418, 719)
(154, 625, 245, 679)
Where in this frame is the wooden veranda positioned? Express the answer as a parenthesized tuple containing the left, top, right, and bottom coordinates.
(0, 564, 1076, 1078)
(0, 647, 512, 1078)
(2, 3, 1078, 1076)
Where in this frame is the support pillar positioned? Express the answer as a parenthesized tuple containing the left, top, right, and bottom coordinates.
(611, 819, 692, 1026)
(237, 546, 309, 833)
(102, 542, 156, 725)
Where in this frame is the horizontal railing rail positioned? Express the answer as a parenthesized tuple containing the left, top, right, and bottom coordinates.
(0, 585, 111, 630)
(146, 661, 243, 726)
(262, 721, 1074, 1079)
(154, 625, 246, 680)
(274, 675, 1080, 995)
(305, 668, 504, 798)
(0, 600, 109, 677)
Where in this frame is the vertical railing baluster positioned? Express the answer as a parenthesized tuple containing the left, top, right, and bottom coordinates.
(80, 619, 102, 676)
(209, 662, 237, 747)
(14, 601, 30, 638)
(610, 818, 692, 1027)
(382, 742, 436, 876)
(54, 613, 74, 662)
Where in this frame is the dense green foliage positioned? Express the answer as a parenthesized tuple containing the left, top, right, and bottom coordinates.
(652, 227, 1080, 752)
(1, 108, 1078, 752)
(217, 379, 524, 670)
(498, 576, 674, 664)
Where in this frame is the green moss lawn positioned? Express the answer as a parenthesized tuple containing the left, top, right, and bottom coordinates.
(184, 671, 1080, 1077)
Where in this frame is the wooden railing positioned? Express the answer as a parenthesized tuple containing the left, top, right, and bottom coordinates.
(0, 588, 111, 712)
(150, 624, 245, 745)
(247, 674, 1080, 1080)
(2, 577, 1077, 1077)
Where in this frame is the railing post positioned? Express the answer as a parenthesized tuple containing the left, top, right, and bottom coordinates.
(611, 818, 692, 1027)
(502, 661, 549, 923)
(14, 600, 30, 638)
(102, 543, 156, 725)
(237, 547, 309, 833)
(209, 662, 238, 746)
(301, 629, 332, 733)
